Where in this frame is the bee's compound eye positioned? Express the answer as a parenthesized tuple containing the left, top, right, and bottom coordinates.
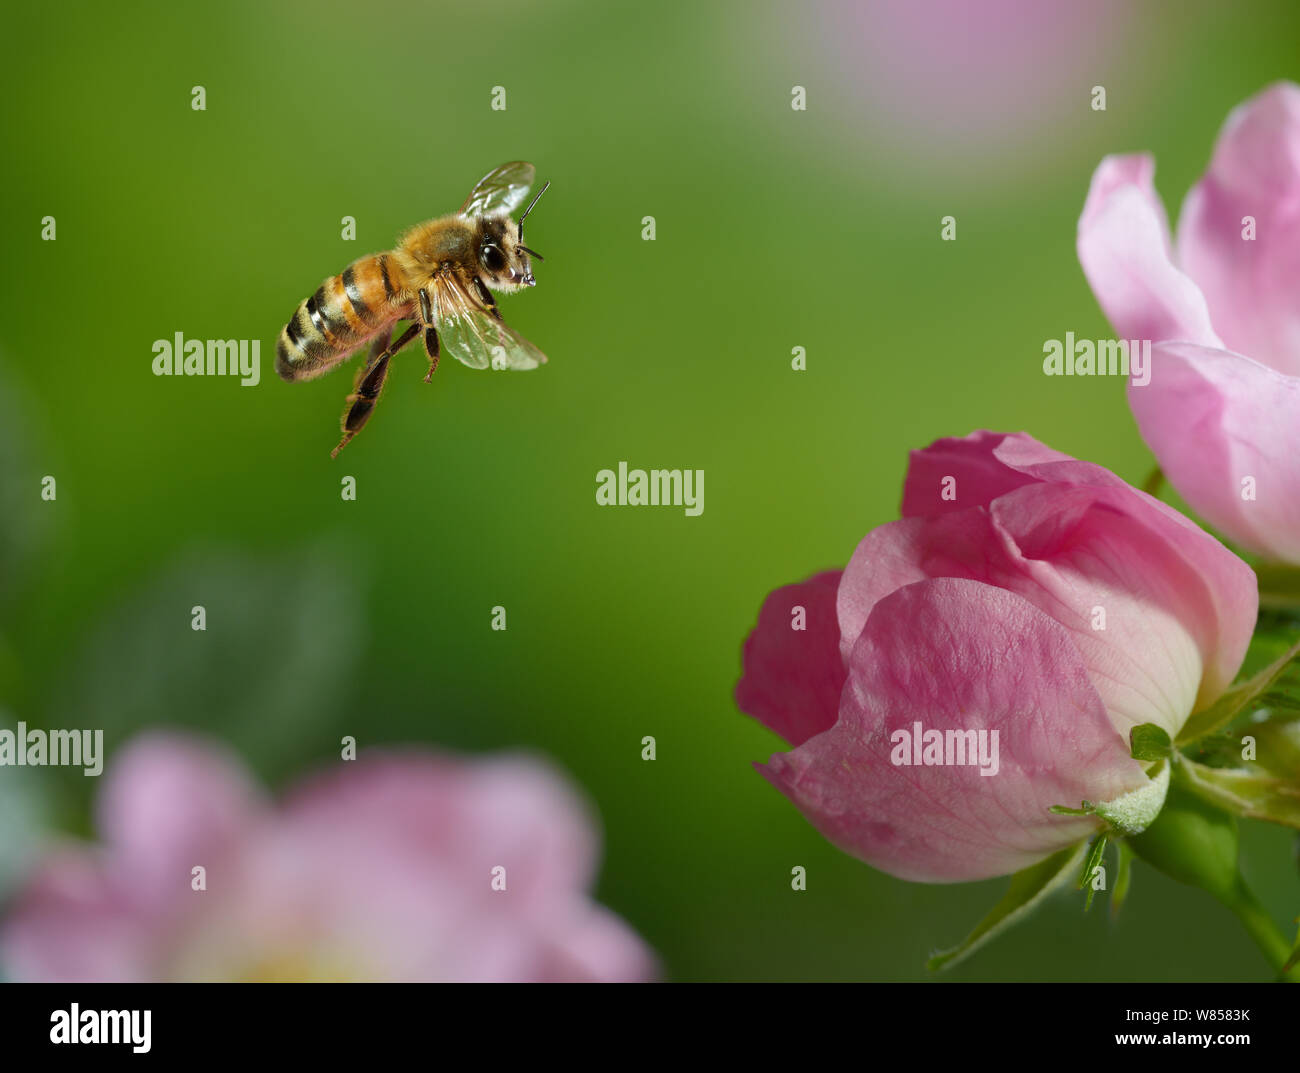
(480, 244, 506, 273)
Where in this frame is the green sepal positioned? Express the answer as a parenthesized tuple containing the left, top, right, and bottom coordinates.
(1178, 634, 1300, 745)
(1094, 759, 1170, 835)
(1048, 760, 1172, 840)
(1140, 466, 1164, 497)
(1079, 833, 1109, 912)
(1179, 755, 1300, 831)
(1130, 723, 1172, 762)
(927, 843, 1087, 973)
(1110, 840, 1133, 923)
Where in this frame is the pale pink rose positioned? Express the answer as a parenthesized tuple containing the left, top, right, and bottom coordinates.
(0, 733, 656, 982)
(1078, 82, 1300, 562)
(736, 431, 1256, 883)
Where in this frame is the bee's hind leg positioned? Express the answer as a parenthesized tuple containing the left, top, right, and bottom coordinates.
(422, 324, 440, 384)
(418, 288, 440, 384)
(331, 324, 419, 458)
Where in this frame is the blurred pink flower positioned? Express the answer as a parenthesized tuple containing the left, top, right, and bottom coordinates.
(816, 0, 1137, 172)
(0, 733, 656, 982)
(1077, 82, 1300, 562)
(736, 431, 1256, 883)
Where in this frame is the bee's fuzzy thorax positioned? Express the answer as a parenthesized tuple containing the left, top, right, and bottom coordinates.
(395, 214, 475, 279)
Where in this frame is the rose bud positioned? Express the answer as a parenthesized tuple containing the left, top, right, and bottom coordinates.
(736, 431, 1256, 882)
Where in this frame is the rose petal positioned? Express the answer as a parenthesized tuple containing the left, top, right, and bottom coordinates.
(1177, 82, 1300, 376)
(763, 578, 1148, 882)
(934, 431, 1256, 702)
(532, 903, 660, 982)
(1129, 340, 1300, 562)
(0, 850, 158, 982)
(163, 752, 650, 982)
(1077, 154, 1222, 348)
(6, 739, 657, 983)
(901, 429, 1157, 517)
(900, 430, 1071, 517)
(843, 437, 1257, 732)
(283, 752, 601, 901)
(95, 731, 263, 915)
(735, 570, 844, 747)
(837, 510, 996, 659)
(985, 482, 1209, 733)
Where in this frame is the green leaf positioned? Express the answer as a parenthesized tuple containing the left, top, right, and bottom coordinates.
(1111, 841, 1133, 923)
(0, 360, 55, 610)
(0, 731, 51, 902)
(1079, 833, 1109, 911)
(1130, 723, 1172, 761)
(927, 843, 1087, 973)
(50, 544, 365, 783)
(1179, 756, 1300, 830)
(1178, 633, 1300, 744)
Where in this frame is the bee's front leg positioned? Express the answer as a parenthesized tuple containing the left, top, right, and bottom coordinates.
(472, 277, 502, 321)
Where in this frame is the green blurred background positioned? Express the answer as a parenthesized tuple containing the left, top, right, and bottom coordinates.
(2, 0, 1298, 981)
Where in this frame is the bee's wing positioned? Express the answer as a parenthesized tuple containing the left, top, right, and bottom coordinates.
(430, 271, 548, 371)
(459, 161, 535, 218)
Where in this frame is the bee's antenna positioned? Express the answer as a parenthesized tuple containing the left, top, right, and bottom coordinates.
(517, 180, 550, 242)
(518, 245, 545, 261)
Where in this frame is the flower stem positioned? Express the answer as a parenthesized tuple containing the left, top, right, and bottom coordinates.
(1216, 878, 1300, 982)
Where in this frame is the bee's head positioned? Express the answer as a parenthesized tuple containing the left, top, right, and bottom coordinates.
(477, 181, 549, 293)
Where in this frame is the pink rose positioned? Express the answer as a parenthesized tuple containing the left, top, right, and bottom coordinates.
(1077, 81, 1300, 563)
(735, 431, 1256, 882)
(0, 733, 656, 982)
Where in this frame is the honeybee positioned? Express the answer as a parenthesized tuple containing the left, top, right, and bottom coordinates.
(276, 161, 551, 457)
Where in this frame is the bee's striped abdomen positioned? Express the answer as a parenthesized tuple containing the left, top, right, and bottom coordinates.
(276, 254, 410, 382)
